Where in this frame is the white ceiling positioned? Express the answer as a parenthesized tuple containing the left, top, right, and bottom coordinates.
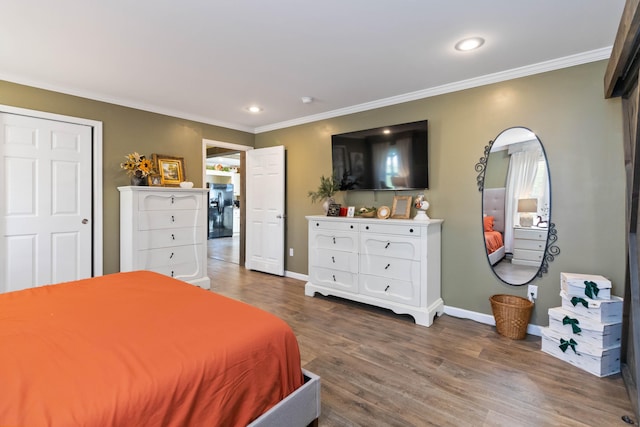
(0, 1, 625, 134)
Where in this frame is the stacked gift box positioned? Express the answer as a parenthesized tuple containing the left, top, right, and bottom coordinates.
(540, 272, 623, 377)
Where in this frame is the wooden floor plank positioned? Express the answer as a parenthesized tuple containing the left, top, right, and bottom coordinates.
(207, 259, 635, 426)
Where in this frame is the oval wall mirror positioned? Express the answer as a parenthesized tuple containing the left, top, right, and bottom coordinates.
(476, 127, 559, 286)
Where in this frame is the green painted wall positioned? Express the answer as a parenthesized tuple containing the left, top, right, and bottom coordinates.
(0, 80, 254, 276)
(1, 59, 625, 326)
(255, 60, 625, 325)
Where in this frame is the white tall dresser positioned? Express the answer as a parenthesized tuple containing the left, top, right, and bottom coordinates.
(305, 215, 444, 327)
(118, 186, 211, 289)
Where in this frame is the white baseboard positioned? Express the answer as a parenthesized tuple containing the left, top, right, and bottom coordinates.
(444, 305, 542, 337)
(285, 270, 308, 282)
(283, 272, 542, 337)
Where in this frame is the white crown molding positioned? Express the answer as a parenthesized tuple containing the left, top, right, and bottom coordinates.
(1, 47, 611, 136)
(0, 72, 256, 134)
(254, 47, 613, 134)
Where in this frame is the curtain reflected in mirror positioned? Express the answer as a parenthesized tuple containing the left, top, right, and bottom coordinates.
(477, 127, 558, 286)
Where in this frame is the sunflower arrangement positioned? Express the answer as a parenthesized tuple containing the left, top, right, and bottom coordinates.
(120, 152, 155, 177)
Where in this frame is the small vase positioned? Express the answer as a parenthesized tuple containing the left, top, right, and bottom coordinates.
(130, 173, 148, 186)
(322, 197, 335, 214)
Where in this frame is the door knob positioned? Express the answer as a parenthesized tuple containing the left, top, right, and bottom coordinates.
(82, 219, 89, 224)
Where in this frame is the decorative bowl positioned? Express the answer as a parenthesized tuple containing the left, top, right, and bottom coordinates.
(179, 181, 194, 188)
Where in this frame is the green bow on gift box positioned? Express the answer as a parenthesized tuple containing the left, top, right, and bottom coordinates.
(562, 316, 582, 334)
(583, 280, 600, 299)
(571, 296, 588, 308)
(559, 338, 578, 354)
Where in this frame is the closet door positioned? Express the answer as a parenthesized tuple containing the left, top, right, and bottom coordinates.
(0, 113, 93, 292)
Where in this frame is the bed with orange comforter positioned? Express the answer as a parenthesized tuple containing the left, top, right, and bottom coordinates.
(0, 271, 307, 426)
(485, 230, 503, 256)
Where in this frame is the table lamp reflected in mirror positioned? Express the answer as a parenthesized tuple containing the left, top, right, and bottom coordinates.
(517, 198, 537, 227)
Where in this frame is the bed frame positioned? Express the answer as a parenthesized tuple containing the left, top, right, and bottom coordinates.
(250, 369, 321, 427)
(483, 187, 506, 265)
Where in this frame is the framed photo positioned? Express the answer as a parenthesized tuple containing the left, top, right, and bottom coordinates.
(148, 174, 162, 186)
(391, 196, 412, 219)
(377, 205, 391, 219)
(152, 154, 185, 187)
(327, 203, 341, 217)
(347, 206, 355, 217)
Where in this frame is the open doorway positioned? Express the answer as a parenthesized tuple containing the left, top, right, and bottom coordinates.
(203, 139, 251, 266)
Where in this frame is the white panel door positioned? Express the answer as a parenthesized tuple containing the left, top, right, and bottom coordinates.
(0, 113, 93, 292)
(245, 145, 285, 276)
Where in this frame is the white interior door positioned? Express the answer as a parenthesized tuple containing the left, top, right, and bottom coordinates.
(245, 145, 285, 276)
(0, 113, 93, 292)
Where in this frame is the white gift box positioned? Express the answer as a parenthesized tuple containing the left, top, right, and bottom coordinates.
(560, 272, 612, 300)
(547, 307, 622, 350)
(541, 326, 620, 377)
(560, 291, 623, 323)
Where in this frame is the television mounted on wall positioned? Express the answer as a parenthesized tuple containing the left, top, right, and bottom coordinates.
(331, 120, 428, 191)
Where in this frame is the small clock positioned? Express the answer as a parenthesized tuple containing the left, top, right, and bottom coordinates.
(377, 205, 390, 219)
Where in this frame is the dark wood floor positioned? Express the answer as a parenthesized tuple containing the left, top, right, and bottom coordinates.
(207, 259, 635, 427)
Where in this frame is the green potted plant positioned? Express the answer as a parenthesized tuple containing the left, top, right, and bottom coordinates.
(308, 175, 340, 213)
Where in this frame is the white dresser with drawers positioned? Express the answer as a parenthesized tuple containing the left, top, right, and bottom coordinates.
(511, 226, 547, 267)
(119, 186, 211, 289)
(305, 215, 444, 327)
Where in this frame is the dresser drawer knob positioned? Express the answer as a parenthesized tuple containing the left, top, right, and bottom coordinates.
(332, 275, 336, 281)
(171, 197, 175, 204)
(171, 215, 175, 222)
(169, 252, 174, 259)
(332, 256, 335, 263)
(409, 228, 414, 233)
(171, 271, 175, 277)
(384, 285, 390, 292)
(385, 242, 390, 249)
(333, 237, 336, 244)
(171, 234, 175, 240)
(385, 264, 390, 270)
(366, 226, 369, 230)
(316, 222, 319, 227)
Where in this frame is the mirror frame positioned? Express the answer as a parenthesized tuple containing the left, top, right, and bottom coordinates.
(476, 128, 560, 285)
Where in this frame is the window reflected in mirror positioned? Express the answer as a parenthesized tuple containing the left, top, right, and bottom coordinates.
(479, 127, 556, 286)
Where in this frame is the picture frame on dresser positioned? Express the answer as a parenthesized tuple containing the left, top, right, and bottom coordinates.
(391, 196, 412, 219)
(327, 203, 341, 217)
(152, 153, 185, 187)
(148, 174, 162, 186)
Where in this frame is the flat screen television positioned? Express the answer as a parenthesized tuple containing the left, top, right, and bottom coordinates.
(331, 120, 428, 191)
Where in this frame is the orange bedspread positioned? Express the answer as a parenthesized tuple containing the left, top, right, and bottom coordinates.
(485, 230, 504, 255)
(0, 271, 303, 426)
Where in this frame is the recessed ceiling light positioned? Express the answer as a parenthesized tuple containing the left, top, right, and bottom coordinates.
(455, 37, 485, 51)
(383, 129, 391, 134)
(301, 96, 314, 104)
(247, 105, 262, 113)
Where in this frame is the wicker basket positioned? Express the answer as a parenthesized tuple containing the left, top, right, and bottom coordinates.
(489, 294, 534, 340)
